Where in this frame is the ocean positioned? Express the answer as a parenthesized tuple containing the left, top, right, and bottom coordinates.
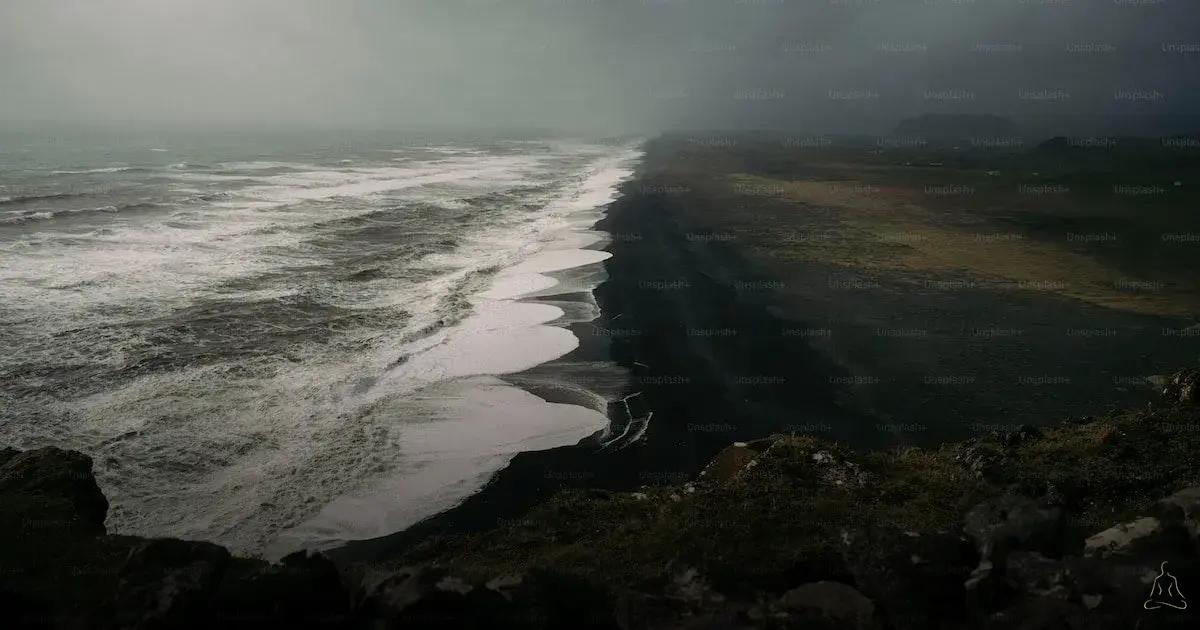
(0, 129, 641, 557)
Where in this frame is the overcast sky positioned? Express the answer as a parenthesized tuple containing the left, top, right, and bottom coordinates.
(2, 0, 1198, 134)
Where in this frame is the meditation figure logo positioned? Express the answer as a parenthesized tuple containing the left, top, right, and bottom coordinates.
(1144, 561, 1188, 610)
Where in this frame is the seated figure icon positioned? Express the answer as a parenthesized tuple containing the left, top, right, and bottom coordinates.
(1144, 561, 1188, 611)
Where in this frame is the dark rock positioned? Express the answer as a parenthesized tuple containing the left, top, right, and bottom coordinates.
(0, 447, 109, 535)
(776, 581, 878, 629)
(1000, 425, 1041, 450)
(698, 439, 774, 483)
(956, 440, 1005, 481)
(1060, 555, 1165, 621)
(213, 550, 349, 627)
(1158, 485, 1200, 550)
(112, 538, 232, 629)
(983, 596, 1090, 630)
(0, 447, 19, 468)
(956, 427, 1040, 483)
(498, 569, 621, 630)
(963, 495, 1066, 561)
(357, 565, 430, 617)
(962, 495, 1065, 614)
(1003, 552, 1070, 600)
(664, 566, 723, 608)
(1083, 517, 1178, 559)
(0, 587, 51, 630)
(359, 566, 619, 629)
(807, 450, 868, 489)
(840, 528, 974, 629)
(1162, 367, 1199, 406)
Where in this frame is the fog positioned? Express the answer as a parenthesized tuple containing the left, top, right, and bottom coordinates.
(2, 0, 1198, 135)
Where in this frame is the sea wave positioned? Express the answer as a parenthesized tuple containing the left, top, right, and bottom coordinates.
(0, 203, 157, 225)
(0, 192, 87, 207)
(0, 138, 644, 556)
(49, 166, 145, 175)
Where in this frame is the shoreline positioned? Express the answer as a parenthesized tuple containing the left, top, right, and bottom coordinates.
(327, 153, 651, 563)
(282, 146, 641, 557)
(330, 132, 1200, 563)
(329, 138, 878, 562)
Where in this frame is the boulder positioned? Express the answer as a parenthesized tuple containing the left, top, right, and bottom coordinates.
(963, 494, 1065, 560)
(1000, 425, 1042, 449)
(1003, 551, 1070, 600)
(1161, 368, 1198, 406)
(359, 567, 619, 629)
(213, 550, 350, 626)
(1157, 485, 1200, 549)
(1084, 517, 1167, 559)
(777, 581, 878, 629)
(1060, 555, 1167, 621)
(962, 495, 1065, 613)
(956, 427, 1040, 482)
(112, 538, 232, 629)
(0, 587, 51, 630)
(0, 447, 109, 535)
(957, 440, 1005, 481)
(840, 528, 974, 629)
(494, 569, 620, 630)
(664, 566, 723, 609)
(983, 596, 1090, 630)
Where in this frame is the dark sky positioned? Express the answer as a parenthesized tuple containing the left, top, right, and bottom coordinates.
(2, 0, 1198, 134)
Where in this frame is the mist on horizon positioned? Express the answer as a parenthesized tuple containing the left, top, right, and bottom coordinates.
(2, 0, 1199, 136)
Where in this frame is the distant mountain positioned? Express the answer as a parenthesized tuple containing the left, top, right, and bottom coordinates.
(892, 114, 1019, 143)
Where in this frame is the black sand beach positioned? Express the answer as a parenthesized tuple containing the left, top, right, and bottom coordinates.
(333, 133, 1200, 563)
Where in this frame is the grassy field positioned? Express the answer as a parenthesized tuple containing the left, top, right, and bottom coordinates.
(676, 138, 1200, 318)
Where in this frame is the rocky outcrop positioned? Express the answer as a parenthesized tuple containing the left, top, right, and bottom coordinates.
(775, 581, 879, 629)
(697, 438, 774, 483)
(215, 550, 350, 625)
(4, 366, 1200, 628)
(955, 425, 1041, 482)
(1159, 485, 1200, 550)
(0, 446, 109, 535)
(355, 566, 619, 629)
(0, 447, 352, 630)
(112, 538, 233, 629)
(838, 527, 973, 628)
(1161, 367, 1198, 406)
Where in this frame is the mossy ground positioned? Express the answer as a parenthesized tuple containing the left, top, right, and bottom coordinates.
(393, 400, 1200, 596)
(725, 172, 1200, 318)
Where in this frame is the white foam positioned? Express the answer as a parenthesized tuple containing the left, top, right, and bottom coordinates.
(266, 146, 643, 556)
(0, 140, 644, 557)
(266, 376, 605, 554)
(49, 166, 135, 175)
